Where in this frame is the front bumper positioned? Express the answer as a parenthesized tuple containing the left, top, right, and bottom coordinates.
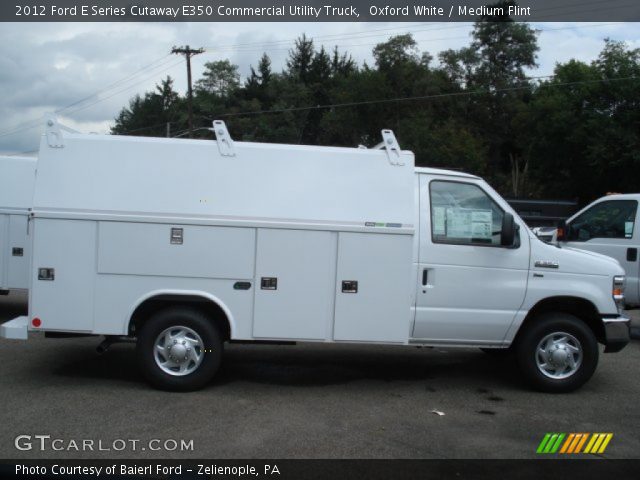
(602, 315, 630, 353)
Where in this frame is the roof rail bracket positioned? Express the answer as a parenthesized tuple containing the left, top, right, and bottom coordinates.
(381, 129, 404, 166)
(45, 113, 64, 148)
(211, 120, 235, 157)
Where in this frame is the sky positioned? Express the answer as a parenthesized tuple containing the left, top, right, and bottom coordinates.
(0, 21, 638, 155)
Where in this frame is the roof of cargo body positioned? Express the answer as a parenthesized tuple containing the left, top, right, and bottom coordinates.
(414, 166, 479, 179)
(0, 156, 36, 212)
(33, 121, 416, 233)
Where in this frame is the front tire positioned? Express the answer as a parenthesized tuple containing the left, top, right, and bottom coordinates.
(136, 307, 223, 391)
(516, 312, 598, 393)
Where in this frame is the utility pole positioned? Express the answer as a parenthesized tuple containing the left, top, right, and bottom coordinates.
(171, 45, 204, 138)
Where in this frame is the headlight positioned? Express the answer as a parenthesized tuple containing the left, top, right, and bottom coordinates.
(613, 275, 626, 314)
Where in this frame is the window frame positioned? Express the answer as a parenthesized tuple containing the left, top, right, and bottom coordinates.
(567, 199, 638, 242)
(428, 179, 519, 249)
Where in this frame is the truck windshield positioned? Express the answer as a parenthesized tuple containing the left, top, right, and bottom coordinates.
(568, 199, 637, 241)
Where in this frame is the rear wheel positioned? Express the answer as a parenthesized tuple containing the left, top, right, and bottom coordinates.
(136, 307, 223, 391)
(515, 312, 598, 393)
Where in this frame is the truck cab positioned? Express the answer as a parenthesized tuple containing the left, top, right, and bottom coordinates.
(558, 194, 639, 307)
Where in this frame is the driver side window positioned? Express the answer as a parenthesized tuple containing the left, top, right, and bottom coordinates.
(429, 180, 505, 246)
(568, 200, 637, 241)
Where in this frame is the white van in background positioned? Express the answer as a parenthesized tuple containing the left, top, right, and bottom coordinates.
(0, 156, 36, 295)
(558, 194, 639, 308)
(0, 119, 631, 393)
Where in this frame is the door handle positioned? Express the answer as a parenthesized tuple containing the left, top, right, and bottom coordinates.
(422, 269, 428, 286)
(628, 248, 638, 262)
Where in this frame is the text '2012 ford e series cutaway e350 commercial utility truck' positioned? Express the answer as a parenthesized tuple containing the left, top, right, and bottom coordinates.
(0, 116, 631, 392)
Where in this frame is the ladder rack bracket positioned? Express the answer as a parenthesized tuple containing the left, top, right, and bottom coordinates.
(211, 120, 235, 157)
(380, 129, 404, 166)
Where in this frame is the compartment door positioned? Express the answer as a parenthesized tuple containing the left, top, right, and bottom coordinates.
(333, 232, 413, 343)
(0, 214, 7, 289)
(7, 215, 30, 290)
(253, 229, 337, 340)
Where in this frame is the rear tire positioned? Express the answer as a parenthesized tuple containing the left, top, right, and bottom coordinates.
(515, 312, 598, 393)
(136, 306, 223, 391)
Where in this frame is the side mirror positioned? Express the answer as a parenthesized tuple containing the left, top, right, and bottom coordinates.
(556, 219, 567, 242)
(501, 213, 516, 246)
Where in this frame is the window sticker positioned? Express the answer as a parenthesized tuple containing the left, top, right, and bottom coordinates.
(625, 221, 634, 238)
(446, 208, 473, 238)
(444, 208, 493, 240)
(433, 206, 446, 235)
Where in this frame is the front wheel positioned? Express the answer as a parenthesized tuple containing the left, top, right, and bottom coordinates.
(515, 312, 599, 393)
(136, 307, 223, 391)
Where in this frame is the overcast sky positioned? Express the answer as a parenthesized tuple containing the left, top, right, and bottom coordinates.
(0, 21, 637, 155)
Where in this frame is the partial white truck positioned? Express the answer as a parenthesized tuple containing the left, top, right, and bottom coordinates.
(0, 118, 631, 392)
(0, 156, 36, 295)
(556, 194, 639, 308)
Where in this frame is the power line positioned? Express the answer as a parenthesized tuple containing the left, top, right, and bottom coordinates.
(56, 54, 173, 113)
(63, 59, 185, 116)
(0, 54, 173, 138)
(0, 57, 184, 139)
(202, 75, 639, 119)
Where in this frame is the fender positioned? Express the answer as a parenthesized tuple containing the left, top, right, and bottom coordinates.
(125, 289, 237, 338)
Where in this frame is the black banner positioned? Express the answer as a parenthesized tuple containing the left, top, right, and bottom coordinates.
(3, 0, 640, 22)
(1, 460, 640, 480)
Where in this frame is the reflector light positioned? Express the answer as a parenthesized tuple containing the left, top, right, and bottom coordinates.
(32, 318, 41, 328)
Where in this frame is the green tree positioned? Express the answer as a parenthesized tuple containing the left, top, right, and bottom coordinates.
(195, 60, 240, 96)
(111, 76, 182, 136)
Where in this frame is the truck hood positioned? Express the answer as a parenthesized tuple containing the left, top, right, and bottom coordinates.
(530, 235, 624, 277)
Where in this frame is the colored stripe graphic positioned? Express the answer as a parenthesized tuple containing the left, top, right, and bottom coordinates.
(537, 433, 565, 454)
(560, 433, 575, 453)
(537, 433, 552, 453)
(538, 433, 613, 454)
(574, 433, 589, 453)
(584, 433, 614, 454)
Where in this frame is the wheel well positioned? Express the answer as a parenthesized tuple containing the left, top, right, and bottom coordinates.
(129, 294, 231, 340)
(515, 296, 605, 344)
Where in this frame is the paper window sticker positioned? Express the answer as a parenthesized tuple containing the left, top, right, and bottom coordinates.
(433, 206, 446, 235)
(625, 221, 633, 237)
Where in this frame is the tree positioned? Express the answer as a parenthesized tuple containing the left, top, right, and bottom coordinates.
(529, 39, 640, 203)
(372, 34, 419, 72)
(195, 60, 240, 96)
(111, 76, 182, 136)
(286, 34, 315, 83)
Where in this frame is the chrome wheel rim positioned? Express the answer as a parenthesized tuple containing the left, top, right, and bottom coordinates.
(536, 331, 582, 379)
(154, 326, 204, 376)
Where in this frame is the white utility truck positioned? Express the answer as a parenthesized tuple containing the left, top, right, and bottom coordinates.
(0, 156, 36, 295)
(0, 118, 630, 392)
(556, 194, 639, 307)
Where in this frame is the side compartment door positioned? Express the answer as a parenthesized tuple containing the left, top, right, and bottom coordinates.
(0, 214, 7, 289)
(253, 228, 337, 340)
(7, 215, 30, 290)
(563, 199, 639, 306)
(414, 176, 530, 344)
(333, 232, 413, 343)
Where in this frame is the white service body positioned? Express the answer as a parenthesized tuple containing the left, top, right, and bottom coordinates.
(0, 156, 36, 293)
(11, 121, 627, 351)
